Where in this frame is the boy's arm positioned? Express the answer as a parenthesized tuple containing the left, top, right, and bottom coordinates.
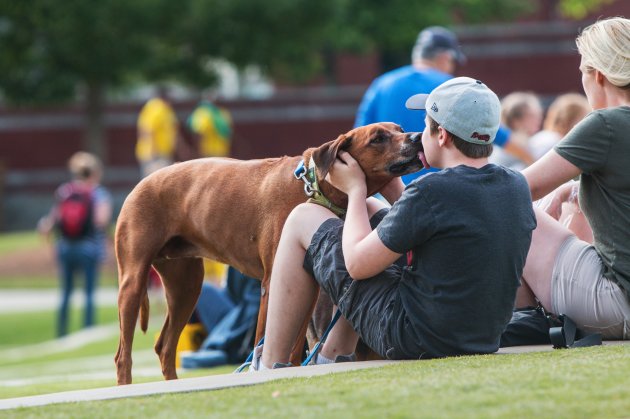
(326, 152, 403, 279)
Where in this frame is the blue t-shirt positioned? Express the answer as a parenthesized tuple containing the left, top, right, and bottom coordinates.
(355, 65, 510, 183)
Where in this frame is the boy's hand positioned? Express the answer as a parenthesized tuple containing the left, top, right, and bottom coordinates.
(325, 151, 367, 197)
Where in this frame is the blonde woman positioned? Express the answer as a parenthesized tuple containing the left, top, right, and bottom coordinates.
(518, 17, 630, 339)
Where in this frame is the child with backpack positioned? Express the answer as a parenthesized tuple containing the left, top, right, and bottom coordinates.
(38, 152, 112, 337)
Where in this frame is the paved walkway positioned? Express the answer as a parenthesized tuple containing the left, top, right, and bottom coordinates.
(0, 288, 119, 313)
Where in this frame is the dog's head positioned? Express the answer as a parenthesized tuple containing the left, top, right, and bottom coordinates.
(307, 122, 428, 195)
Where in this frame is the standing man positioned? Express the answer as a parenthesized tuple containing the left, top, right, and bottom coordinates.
(355, 26, 533, 183)
(136, 87, 180, 177)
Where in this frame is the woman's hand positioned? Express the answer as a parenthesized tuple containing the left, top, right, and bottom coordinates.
(325, 151, 366, 197)
(536, 181, 579, 220)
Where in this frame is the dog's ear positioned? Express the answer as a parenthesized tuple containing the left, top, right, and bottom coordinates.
(312, 134, 352, 179)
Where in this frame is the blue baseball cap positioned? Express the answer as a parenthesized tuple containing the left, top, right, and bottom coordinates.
(414, 26, 466, 65)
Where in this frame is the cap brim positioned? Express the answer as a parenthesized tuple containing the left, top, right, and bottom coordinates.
(405, 93, 430, 110)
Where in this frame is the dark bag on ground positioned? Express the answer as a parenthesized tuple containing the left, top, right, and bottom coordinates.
(181, 268, 260, 368)
(500, 305, 602, 349)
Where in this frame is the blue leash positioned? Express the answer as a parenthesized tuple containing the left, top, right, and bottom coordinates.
(234, 308, 342, 372)
(301, 308, 342, 366)
(233, 336, 264, 373)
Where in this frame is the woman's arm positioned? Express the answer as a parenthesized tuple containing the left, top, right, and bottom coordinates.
(93, 189, 113, 230)
(522, 150, 581, 201)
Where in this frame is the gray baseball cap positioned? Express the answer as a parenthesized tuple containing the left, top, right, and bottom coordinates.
(405, 77, 501, 144)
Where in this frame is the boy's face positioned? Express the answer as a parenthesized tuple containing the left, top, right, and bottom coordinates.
(421, 116, 440, 167)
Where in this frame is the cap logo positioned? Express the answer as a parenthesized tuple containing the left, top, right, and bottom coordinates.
(431, 102, 438, 112)
(471, 132, 490, 142)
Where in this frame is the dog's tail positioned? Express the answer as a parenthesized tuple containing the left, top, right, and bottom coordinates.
(140, 291, 150, 334)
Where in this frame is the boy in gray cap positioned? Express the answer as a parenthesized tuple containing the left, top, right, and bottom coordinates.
(252, 77, 536, 369)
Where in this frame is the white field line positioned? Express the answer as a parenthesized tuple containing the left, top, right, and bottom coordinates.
(1, 364, 161, 387)
(0, 314, 164, 363)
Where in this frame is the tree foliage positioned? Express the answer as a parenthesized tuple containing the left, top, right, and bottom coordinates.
(558, 0, 615, 19)
(0, 0, 615, 156)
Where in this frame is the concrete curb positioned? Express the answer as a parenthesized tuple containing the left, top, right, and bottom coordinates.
(0, 360, 398, 410)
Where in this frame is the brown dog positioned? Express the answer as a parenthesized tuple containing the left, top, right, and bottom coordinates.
(115, 122, 425, 384)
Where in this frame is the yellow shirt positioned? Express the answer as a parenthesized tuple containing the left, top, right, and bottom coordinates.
(136, 98, 179, 162)
(188, 104, 232, 157)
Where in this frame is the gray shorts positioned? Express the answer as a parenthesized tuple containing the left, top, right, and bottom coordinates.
(552, 235, 630, 339)
(303, 209, 425, 359)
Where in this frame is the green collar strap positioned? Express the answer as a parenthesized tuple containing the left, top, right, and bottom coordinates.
(294, 157, 346, 218)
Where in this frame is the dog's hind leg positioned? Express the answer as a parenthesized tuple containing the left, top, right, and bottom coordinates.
(153, 257, 204, 380)
(115, 258, 152, 385)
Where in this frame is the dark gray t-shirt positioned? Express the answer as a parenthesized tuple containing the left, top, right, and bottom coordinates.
(377, 164, 535, 357)
(555, 107, 630, 294)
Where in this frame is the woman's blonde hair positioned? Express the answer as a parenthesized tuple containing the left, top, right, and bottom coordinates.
(577, 17, 630, 88)
(68, 151, 102, 180)
(543, 93, 591, 135)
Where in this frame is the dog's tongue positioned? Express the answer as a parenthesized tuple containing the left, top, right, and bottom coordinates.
(418, 151, 430, 169)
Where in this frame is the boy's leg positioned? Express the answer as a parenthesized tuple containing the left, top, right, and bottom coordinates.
(518, 207, 573, 311)
(261, 203, 337, 368)
(320, 196, 390, 360)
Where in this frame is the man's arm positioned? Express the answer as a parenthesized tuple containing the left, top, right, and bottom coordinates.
(353, 82, 379, 128)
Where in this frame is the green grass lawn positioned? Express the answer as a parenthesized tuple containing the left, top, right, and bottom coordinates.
(0, 305, 120, 349)
(0, 230, 119, 289)
(0, 231, 42, 254)
(5, 344, 630, 418)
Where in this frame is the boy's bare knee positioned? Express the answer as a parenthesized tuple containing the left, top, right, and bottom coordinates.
(285, 203, 337, 243)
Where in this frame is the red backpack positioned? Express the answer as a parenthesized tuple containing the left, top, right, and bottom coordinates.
(56, 182, 94, 239)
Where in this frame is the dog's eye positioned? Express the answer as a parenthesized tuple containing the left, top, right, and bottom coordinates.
(370, 135, 387, 145)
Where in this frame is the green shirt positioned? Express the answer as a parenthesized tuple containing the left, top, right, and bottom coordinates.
(555, 106, 630, 293)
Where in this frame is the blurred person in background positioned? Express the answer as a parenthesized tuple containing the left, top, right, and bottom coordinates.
(187, 92, 233, 159)
(136, 86, 180, 178)
(355, 25, 533, 183)
(528, 93, 591, 160)
(490, 91, 543, 170)
(136, 87, 180, 289)
(38, 152, 112, 337)
(187, 92, 236, 285)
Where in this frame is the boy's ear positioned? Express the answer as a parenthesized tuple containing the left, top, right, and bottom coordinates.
(437, 126, 450, 147)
